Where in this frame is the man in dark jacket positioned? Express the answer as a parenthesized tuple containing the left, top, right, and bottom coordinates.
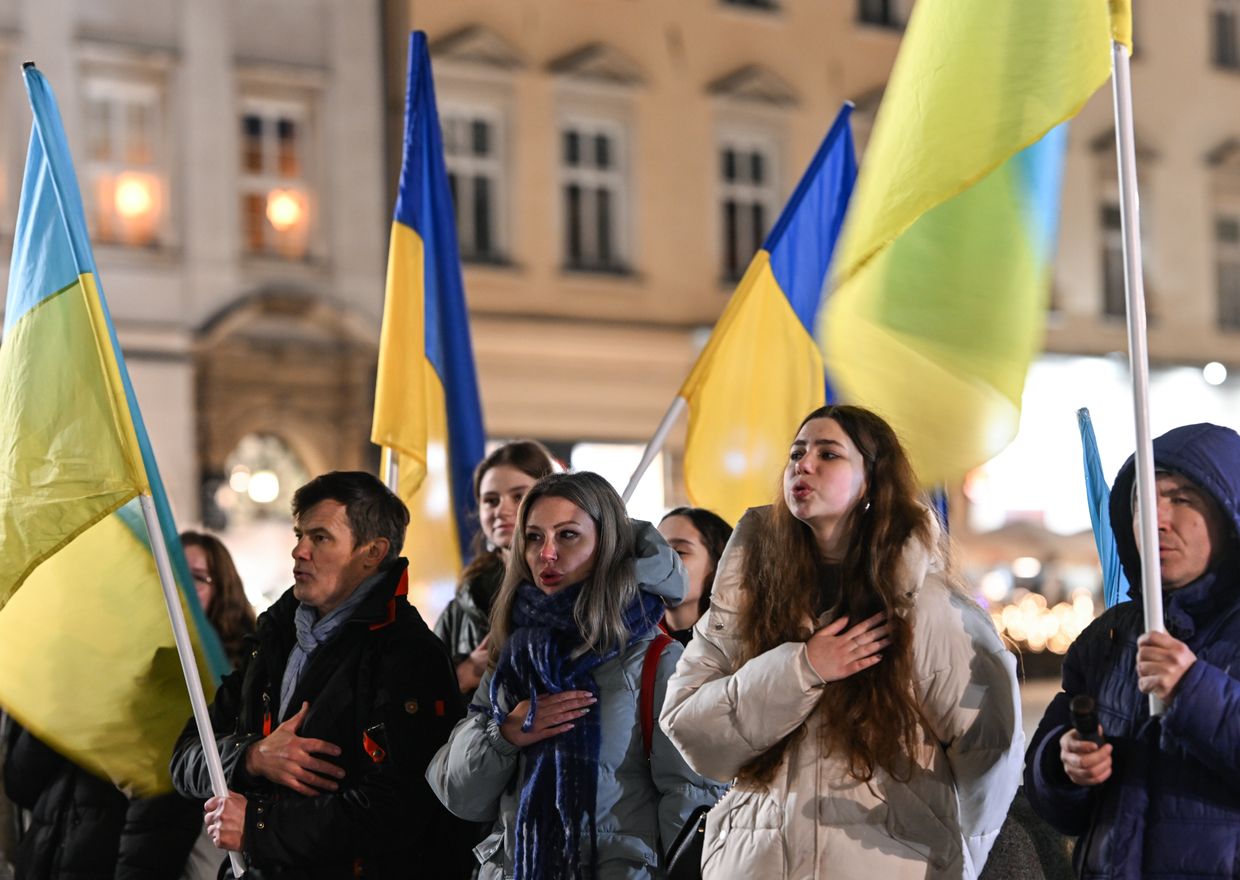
(1025, 423, 1240, 879)
(171, 471, 470, 878)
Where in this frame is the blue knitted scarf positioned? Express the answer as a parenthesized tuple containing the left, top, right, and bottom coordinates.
(488, 581, 664, 880)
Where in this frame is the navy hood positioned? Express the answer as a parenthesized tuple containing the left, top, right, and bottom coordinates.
(1109, 423, 1240, 604)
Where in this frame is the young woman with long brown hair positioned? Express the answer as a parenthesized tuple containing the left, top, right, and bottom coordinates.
(660, 405, 1022, 879)
(435, 440, 558, 696)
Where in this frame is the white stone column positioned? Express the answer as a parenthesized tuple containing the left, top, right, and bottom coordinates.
(181, 0, 239, 324)
(325, 0, 386, 326)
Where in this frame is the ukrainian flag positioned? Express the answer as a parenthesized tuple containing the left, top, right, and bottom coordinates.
(1077, 408, 1127, 608)
(0, 66, 226, 795)
(822, 0, 1132, 486)
(371, 33, 486, 602)
(680, 106, 856, 525)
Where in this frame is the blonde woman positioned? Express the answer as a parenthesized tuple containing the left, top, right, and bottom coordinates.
(428, 472, 723, 879)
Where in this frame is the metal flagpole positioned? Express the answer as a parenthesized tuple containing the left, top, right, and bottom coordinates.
(1110, 39, 1165, 716)
(138, 495, 247, 876)
(621, 396, 688, 503)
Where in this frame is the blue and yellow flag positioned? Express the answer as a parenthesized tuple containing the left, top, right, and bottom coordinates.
(0, 66, 226, 795)
(371, 33, 486, 602)
(680, 106, 856, 525)
(822, 0, 1131, 485)
(1077, 408, 1128, 608)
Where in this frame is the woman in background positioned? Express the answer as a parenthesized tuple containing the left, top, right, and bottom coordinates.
(436, 441, 557, 698)
(181, 530, 256, 667)
(656, 507, 732, 645)
(117, 532, 255, 880)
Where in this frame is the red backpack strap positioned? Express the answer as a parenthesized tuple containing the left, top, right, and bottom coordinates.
(640, 631, 675, 759)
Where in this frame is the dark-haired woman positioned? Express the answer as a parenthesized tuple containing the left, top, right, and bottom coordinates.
(182, 530, 257, 667)
(661, 405, 1022, 879)
(436, 441, 557, 698)
(118, 533, 255, 880)
(428, 472, 724, 879)
(656, 508, 732, 646)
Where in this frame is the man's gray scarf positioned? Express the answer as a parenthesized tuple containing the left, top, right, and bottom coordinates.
(278, 567, 387, 718)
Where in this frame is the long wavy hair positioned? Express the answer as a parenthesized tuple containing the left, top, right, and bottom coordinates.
(460, 440, 559, 584)
(489, 472, 638, 660)
(737, 405, 934, 785)
(181, 531, 256, 669)
(660, 507, 733, 615)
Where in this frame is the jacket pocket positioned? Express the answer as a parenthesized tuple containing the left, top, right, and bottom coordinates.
(701, 787, 785, 880)
(473, 829, 503, 866)
(871, 774, 962, 875)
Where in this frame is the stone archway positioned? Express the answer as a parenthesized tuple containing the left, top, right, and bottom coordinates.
(194, 288, 378, 529)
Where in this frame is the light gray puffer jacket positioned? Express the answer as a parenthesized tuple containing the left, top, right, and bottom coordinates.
(661, 508, 1022, 880)
(426, 522, 726, 879)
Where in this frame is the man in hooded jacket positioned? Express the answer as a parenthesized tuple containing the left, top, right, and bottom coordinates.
(1025, 423, 1240, 879)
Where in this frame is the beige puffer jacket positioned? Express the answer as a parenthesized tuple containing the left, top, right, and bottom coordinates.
(660, 508, 1022, 880)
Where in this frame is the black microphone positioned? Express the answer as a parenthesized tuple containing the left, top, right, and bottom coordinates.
(1069, 694, 1104, 745)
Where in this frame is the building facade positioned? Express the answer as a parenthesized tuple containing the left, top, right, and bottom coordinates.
(393, 0, 1240, 511)
(0, 0, 389, 597)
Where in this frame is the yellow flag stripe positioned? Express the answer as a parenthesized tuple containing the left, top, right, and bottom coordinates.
(682, 253, 825, 525)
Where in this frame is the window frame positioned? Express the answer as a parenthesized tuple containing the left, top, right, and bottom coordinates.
(80, 53, 174, 250)
(716, 128, 781, 284)
(1214, 0, 1240, 70)
(857, 0, 913, 30)
(236, 90, 319, 262)
(439, 99, 508, 264)
(558, 112, 632, 275)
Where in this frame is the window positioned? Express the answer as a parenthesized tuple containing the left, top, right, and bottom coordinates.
(441, 104, 506, 263)
(1217, 216, 1240, 329)
(1214, 0, 1240, 69)
(858, 0, 911, 29)
(719, 135, 779, 282)
(83, 75, 168, 247)
(239, 96, 314, 259)
(560, 119, 629, 273)
(1100, 204, 1127, 318)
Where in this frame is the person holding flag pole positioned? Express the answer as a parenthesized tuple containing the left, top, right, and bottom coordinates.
(0, 64, 242, 878)
(1021, 13, 1240, 877)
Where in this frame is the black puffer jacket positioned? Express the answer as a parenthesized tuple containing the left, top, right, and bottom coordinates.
(171, 559, 473, 879)
(3, 723, 127, 880)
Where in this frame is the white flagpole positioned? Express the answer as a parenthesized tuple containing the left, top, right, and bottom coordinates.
(382, 446, 400, 493)
(138, 495, 247, 876)
(621, 396, 688, 503)
(1110, 39, 1165, 716)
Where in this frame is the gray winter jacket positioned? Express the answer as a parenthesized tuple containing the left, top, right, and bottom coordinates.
(426, 522, 726, 878)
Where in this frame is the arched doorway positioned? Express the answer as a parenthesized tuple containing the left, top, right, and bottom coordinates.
(194, 289, 378, 607)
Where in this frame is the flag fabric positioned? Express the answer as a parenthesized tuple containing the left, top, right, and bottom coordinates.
(820, 0, 1132, 486)
(0, 66, 226, 795)
(679, 105, 856, 525)
(370, 32, 486, 598)
(1077, 408, 1128, 607)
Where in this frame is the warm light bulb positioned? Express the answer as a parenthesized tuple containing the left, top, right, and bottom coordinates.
(247, 470, 280, 504)
(114, 173, 154, 220)
(266, 189, 303, 232)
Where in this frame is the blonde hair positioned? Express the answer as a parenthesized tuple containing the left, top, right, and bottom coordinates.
(489, 472, 638, 659)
